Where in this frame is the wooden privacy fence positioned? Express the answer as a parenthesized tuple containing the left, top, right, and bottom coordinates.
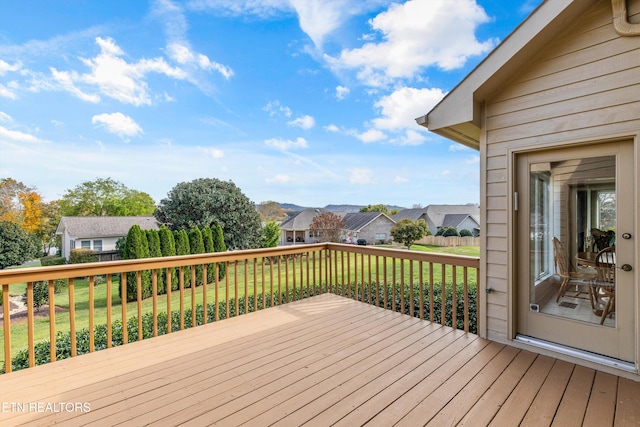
(416, 235, 480, 247)
(0, 243, 479, 373)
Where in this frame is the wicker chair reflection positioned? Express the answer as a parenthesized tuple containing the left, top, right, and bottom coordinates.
(592, 245, 616, 325)
(552, 237, 595, 302)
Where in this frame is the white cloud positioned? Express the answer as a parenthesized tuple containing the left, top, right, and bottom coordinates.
(187, 0, 387, 48)
(154, 0, 234, 85)
(394, 175, 409, 183)
(0, 125, 43, 143)
(357, 129, 385, 143)
(326, 0, 497, 86)
(266, 174, 291, 184)
(0, 59, 22, 75)
(0, 112, 13, 123)
(372, 86, 446, 131)
(287, 115, 315, 129)
(91, 112, 143, 139)
(349, 168, 375, 185)
(324, 124, 340, 133)
(50, 68, 101, 103)
(0, 83, 17, 99)
(263, 100, 292, 117)
(40, 36, 196, 106)
(166, 42, 233, 79)
(265, 137, 308, 150)
(335, 85, 350, 100)
(80, 37, 188, 105)
(398, 129, 426, 146)
(198, 147, 225, 158)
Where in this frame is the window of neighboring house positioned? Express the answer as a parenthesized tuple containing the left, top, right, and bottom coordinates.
(93, 240, 103, 251)
(81, 241, 91, 249)
(70, 240, 76, 250)
(375, 233, 386, 240)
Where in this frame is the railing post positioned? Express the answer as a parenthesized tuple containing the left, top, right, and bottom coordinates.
(3, 284, 11, 373)
(27, 282, 34, 367)
(48, 279, 57, 360)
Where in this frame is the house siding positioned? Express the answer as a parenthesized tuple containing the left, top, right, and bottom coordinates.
(482, 0, 640, 342)
(351, 216, 394, 244)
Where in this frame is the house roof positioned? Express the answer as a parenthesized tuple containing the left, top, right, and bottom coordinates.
(442, 213, 479, 229)
(416, 0, 598, 149)
(342, 212, 394, 232)
(425, 204, 480, 229)
(391, 209, 428, 222)
(56, 216, 159, 238)
(280, 208, 328, 230)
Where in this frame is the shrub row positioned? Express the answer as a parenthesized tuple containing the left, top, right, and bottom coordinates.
(333, 282, 478, 334)
(120, 225, 227, 302)
(40, 256, 66, 266)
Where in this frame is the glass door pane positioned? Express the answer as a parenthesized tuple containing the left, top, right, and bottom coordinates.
(527, 156, 616, 327)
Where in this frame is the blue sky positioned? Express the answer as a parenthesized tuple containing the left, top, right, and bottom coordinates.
(0, 0, 541, 208)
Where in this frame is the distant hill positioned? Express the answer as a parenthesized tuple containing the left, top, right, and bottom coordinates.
(279, 203, 308, 212)
(278, 202, 406, 214)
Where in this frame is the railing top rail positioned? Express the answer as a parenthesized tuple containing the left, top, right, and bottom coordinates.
(325, 243, 480, 268)
(0, 243, 327, 285)
(0, 242, 479, 285)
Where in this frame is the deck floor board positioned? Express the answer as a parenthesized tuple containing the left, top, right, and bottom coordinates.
(0, 294, 638, 426)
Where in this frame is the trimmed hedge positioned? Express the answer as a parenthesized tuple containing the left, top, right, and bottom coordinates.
(69, 248, 98, 264)
(40, 256, 66, 266)
(334, 282, 478, 334)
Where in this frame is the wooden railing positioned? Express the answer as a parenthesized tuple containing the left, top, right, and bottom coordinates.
(0, 243, 479, 373)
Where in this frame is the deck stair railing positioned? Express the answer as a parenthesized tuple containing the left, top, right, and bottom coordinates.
(0, 243, 479, 373)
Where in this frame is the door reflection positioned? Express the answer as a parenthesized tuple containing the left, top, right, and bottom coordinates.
(529, 156, 616, 327)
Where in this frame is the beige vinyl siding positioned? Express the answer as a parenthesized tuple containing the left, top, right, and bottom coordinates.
(482, 0, 640, 341)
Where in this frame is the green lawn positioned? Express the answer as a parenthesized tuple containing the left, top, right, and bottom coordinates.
(1, 246, 480, 368)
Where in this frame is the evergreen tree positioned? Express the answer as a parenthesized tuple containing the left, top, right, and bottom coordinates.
(202, 226, 216, 283)
(213, 225, 227, 279)
(189, 227, 205, 286)
(122, 225, 151, 302)
(159, 225, 178, 291)
(174, 229, 191, 288)
(146, 229, 164, 294)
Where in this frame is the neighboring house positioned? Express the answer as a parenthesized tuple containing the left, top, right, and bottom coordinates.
(340, 212, 395, 244)
(56, 216, 159, 260)
(280, 208, 328, 244)
(424, 204, 480, 237)
(390, 208, 429, 223)
(392, 205, 480, 236)
(418, 0, 639, 378)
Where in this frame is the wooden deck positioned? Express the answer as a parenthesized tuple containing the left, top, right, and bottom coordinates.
(0, 294, 638, 426)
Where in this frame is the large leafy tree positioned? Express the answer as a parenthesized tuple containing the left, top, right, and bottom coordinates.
(60, 177, 156, 217)
(0, 178, 34, 223)
(309, 212, 346, 243)
(155, 178, 262, 250)
(0, 221, 40, 269)
(391, 218, 429, 249)
(256, 201, 287, 222)
(36, 200, 63, 255)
